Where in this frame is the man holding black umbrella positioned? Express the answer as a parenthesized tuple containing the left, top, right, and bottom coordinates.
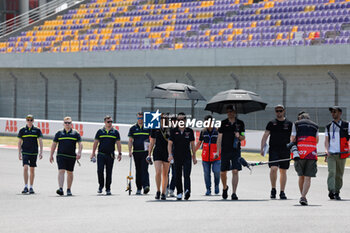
(216, 105, 245, 200)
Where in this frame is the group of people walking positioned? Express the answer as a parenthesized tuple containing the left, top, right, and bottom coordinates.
(17, 105, 349, 205)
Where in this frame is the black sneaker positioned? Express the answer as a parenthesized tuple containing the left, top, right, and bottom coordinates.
(270, 188, 276, 199)
(106, 190, 111, 196)
(299, 197, 308, 206)
(67, 189, 72, 196)
(222, 186, 229, 200)
(161, 193, 166, 200)
(22, 187, 29, 194)
(56, 188, 64, 196)
(231, 193, 238, 200)
(97, 188, 103, 194)
(29, 188, 35, 194)
(184, 190, 190, 200)
(280, 191, 287, 200)
(328, 191, 335, 200)
(155, 191, 161, 200)
(334, 193, 341, 200)
(144, 186, 150, 194)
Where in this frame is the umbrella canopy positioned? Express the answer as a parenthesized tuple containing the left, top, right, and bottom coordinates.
(146, 82, 206, 101)
(205, 89, 267, 114)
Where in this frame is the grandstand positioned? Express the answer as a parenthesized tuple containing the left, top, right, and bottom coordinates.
(0, 0, 349, 129)
(0, 0, 350, 53)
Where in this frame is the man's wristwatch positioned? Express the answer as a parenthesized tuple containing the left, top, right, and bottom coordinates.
(119, 152, 122, 155)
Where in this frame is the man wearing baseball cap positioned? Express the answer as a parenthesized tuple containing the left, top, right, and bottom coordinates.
(216, 105, 245, 200)
(325, 106, 350, 200)
(17, 115, 43, 194)
(260, 105, 292, 199)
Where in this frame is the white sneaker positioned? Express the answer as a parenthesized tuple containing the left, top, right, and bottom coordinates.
(169, 189, 175, 197)
(176, 193, 183, 200)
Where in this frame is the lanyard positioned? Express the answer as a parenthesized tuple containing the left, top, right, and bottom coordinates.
(332, 123, 336, 139)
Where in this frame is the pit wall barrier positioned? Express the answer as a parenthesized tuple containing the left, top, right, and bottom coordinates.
(0, 118, 327, 152)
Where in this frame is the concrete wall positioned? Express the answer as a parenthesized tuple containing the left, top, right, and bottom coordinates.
(0, 46, 349, 129)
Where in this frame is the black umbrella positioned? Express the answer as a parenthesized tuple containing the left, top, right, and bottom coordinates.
(205, 89, 267, 114)
(146, 82, 206, 113)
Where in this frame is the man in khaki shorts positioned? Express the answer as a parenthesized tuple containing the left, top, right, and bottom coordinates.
(290, 113, 319, 206)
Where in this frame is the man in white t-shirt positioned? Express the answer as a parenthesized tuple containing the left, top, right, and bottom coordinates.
(325, 106, 350, 200)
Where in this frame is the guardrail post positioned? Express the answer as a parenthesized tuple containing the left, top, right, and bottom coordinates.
(73, 73, 82, 121)
(230, 72, 240, 90)
(328, 71, 339, 106)
(277, 72, 287, 107)
(145, 72, 155, 111)
(185, 72, 195, 118)
(9, 72, 17, 118)
(39, 72, 49, 119)
(109, 72, 118, 121)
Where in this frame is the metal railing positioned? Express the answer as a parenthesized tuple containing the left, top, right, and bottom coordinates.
(0, 0, 84, 39)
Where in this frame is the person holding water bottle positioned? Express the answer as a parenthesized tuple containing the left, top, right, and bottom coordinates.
(216, 105, 245, 200)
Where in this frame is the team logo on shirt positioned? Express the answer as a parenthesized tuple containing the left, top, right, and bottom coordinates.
(144, 110, 161, 129)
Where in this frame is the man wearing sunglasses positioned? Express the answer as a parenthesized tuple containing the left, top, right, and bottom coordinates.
(90, 116, 122, 195)
(216, 105, 245, 200)
(17, 115, 43, 194)
(50, 116, 83, 196)
(260, 105, 292, 199)
(128, 112, 151, 195)
(325, 106, 350, 200)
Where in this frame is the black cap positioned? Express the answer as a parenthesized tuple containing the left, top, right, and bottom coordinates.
(226, 105, 236, 111)
(329, 106, 342, 112)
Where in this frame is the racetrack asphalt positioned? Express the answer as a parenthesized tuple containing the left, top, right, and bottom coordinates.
(1, 148, 350, 233)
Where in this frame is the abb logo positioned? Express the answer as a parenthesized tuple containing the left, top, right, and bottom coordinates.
(37, 122, 50, 135)
(114, 125, 120, 130)
(72, 123, 84, 136)
(5, 120, 18, 132)
(241, 139, 246, 147)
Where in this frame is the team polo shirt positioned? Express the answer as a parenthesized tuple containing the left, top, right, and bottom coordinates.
(169, 127, 195, 159)
(95, 127, 120, 154)
(53, 129, 81, 158)
(128, 124, 150, 152)
(218, 118, 245, 152)
(17, 125, 43, 155)
(266, 118, 292, 150)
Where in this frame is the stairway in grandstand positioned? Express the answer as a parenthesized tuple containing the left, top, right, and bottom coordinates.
(0, 0, 349, 53)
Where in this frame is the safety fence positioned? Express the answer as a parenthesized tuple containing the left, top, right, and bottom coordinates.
(0, 117, 328, 152)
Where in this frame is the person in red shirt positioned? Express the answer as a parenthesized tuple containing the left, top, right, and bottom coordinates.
(195, 115, 221, 196)
(290, 112, 319, 206)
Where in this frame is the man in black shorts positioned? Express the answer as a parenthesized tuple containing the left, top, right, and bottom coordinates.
(291, 112, 319, 205)
(50, 116, 83, 196)
(216, 105, 245, 200)
(260, 104, 292, 199)
(90, 115, 122, 195)
(17, 115, 43, 194)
